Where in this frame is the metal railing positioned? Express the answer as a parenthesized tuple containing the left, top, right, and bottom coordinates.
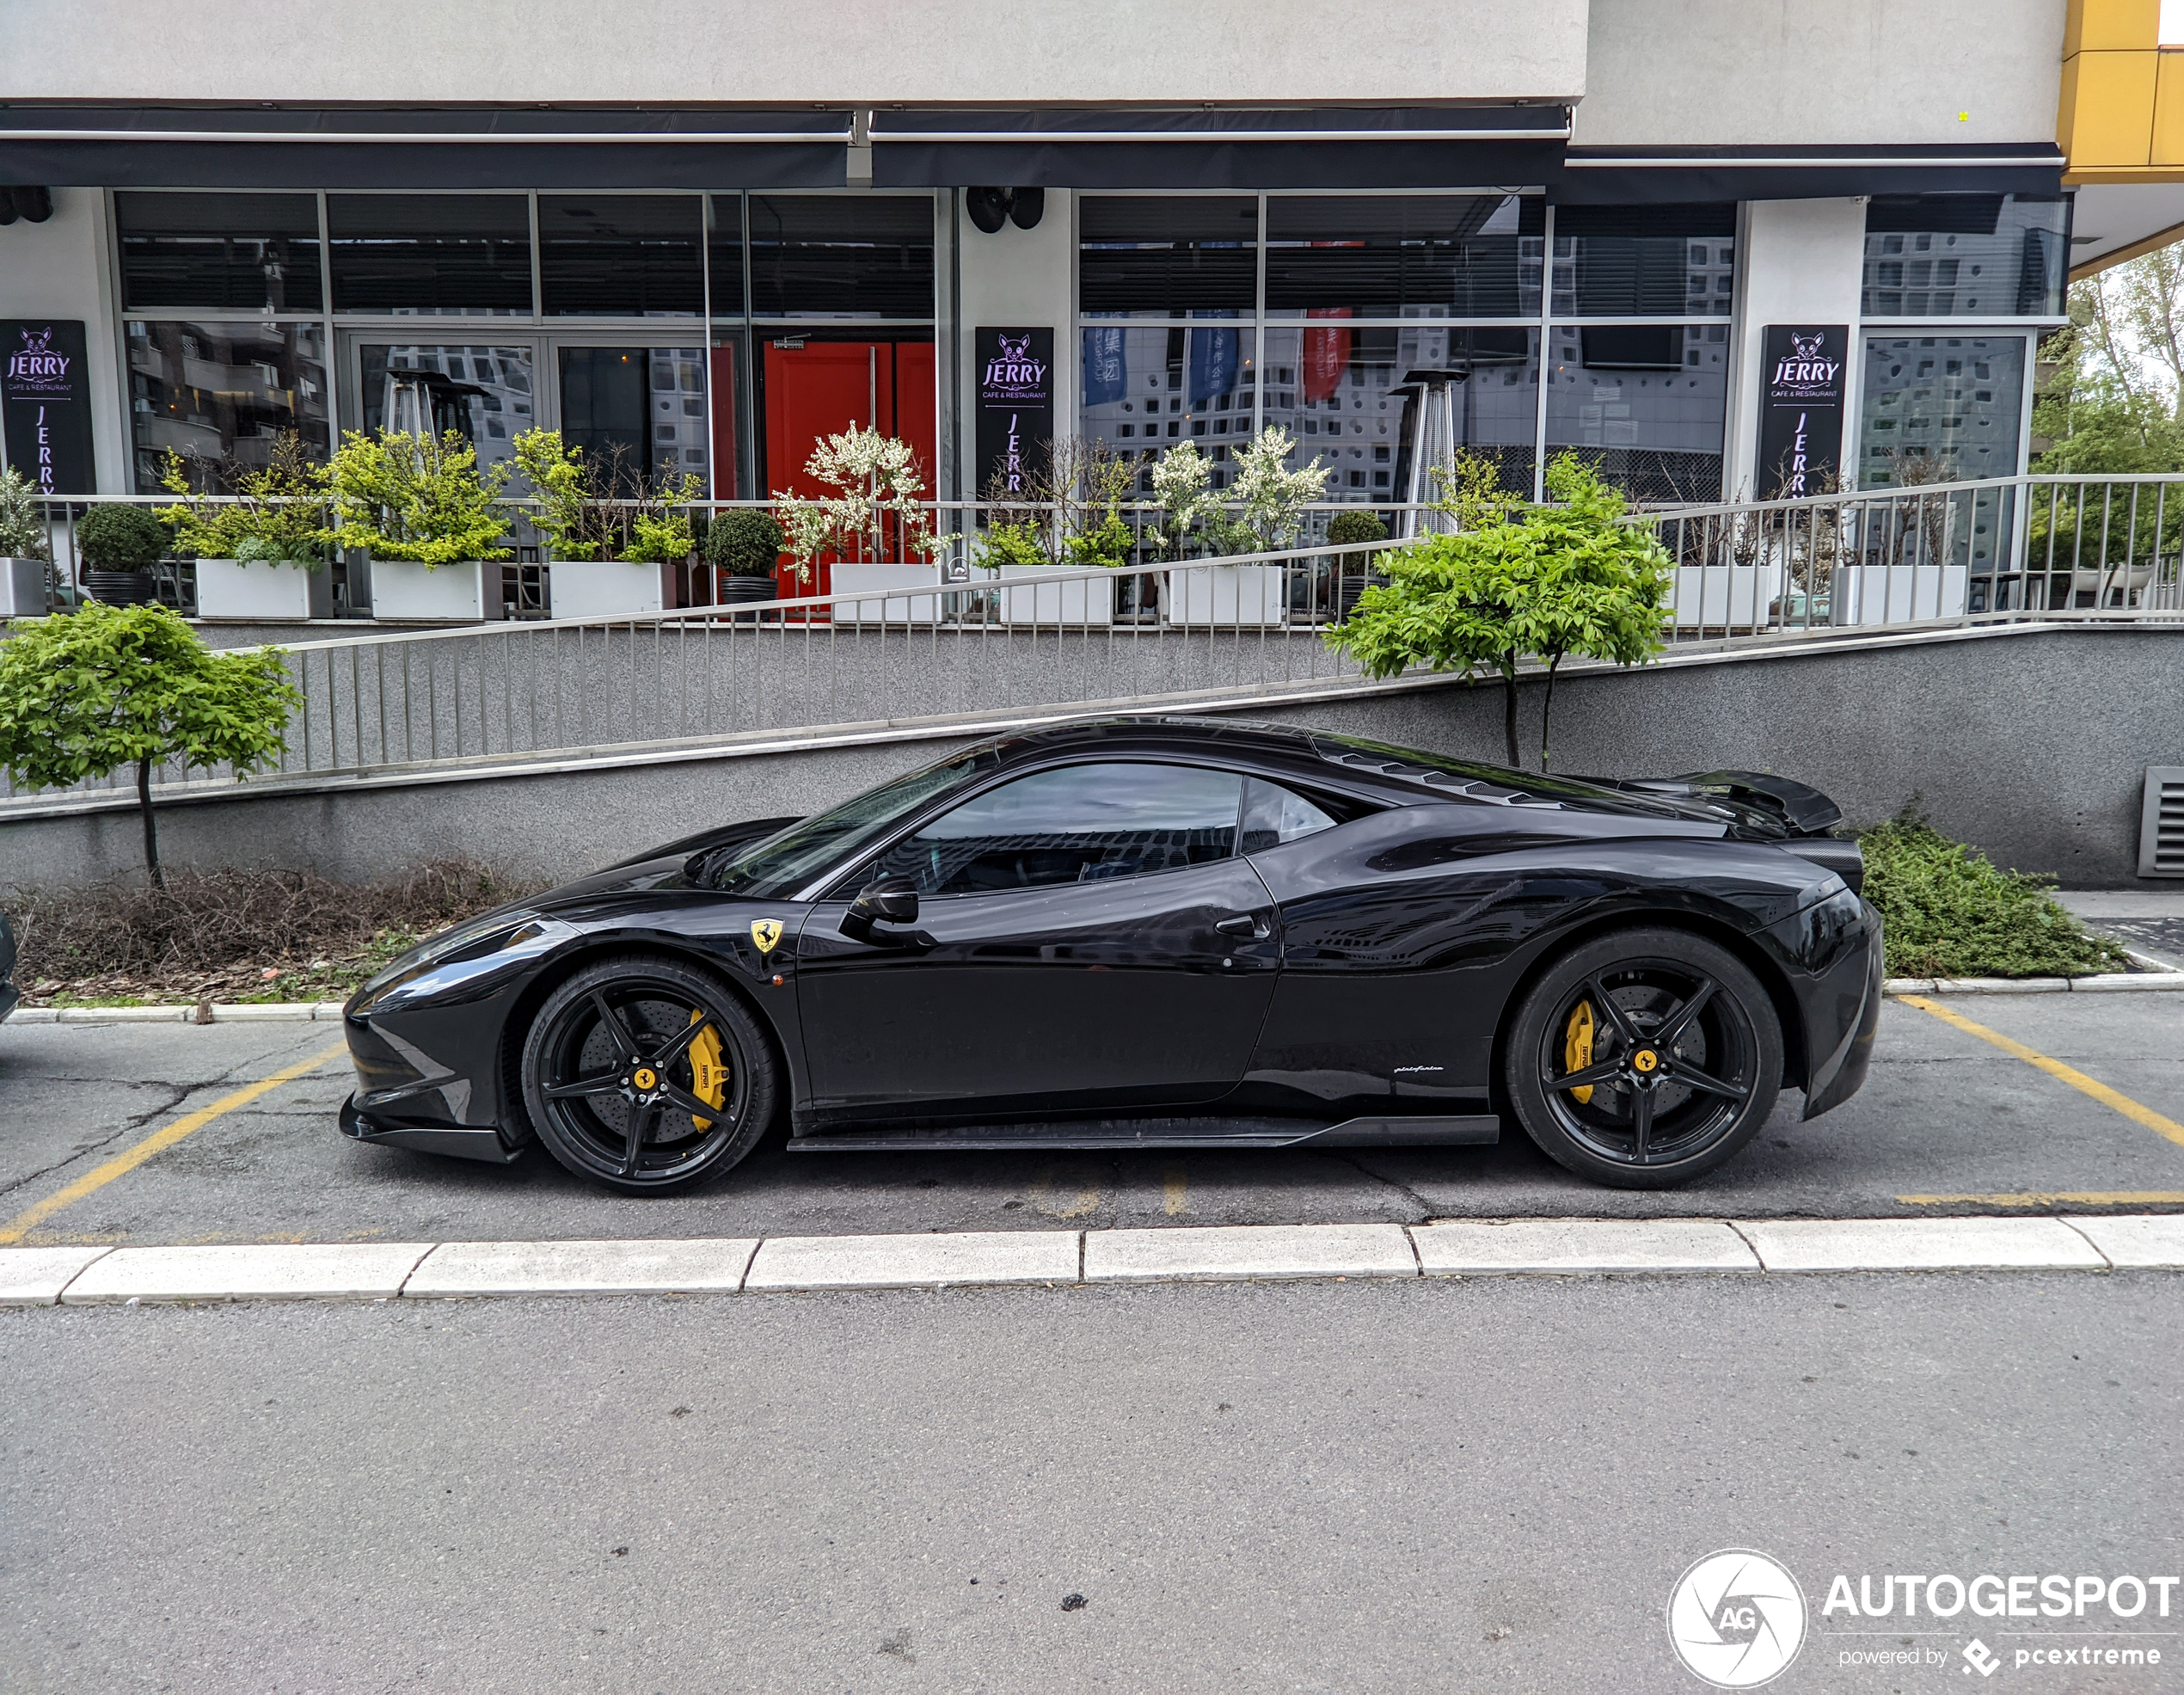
(7, 476, 2184, 817)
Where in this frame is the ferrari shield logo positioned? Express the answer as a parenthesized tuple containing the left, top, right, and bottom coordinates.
(750, 918, 784, 955)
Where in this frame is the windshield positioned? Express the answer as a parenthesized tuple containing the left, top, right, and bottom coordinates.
(704, 746, 1001, 899)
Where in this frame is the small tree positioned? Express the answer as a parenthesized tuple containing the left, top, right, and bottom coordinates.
(1328, 452, 1671, 771)
(155, 433, 328, 563)
(0, 603, 301, 887)
(1150, 439, 1215, 559)
(0, 465, 53, 561)
(773, 425, 948, 583)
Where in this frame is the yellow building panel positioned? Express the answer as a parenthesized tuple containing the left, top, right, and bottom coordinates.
(2068, 0, 2161, 53)
(2064, 48, 2160, 167)
(2154, 51, 2184, 162)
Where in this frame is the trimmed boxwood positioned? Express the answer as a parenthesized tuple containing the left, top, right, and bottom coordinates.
(703, 508, 786, 577)
(76, 505, 169, 571)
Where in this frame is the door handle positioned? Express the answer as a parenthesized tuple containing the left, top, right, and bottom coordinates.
(1214, 913, 1266, 938)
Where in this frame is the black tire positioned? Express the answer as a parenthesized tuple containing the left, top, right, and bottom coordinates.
(1503, 928, 1782, 1189)
(519, 953, 778, 1195)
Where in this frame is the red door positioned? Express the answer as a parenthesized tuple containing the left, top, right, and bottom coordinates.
(761, 339, 936, 600)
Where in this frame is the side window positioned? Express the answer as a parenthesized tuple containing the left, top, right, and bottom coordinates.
(870, 763, 1243, 896)
(1240, 777, 1338, 853)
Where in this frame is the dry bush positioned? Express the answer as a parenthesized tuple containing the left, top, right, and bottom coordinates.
(4, 860, 540, 991)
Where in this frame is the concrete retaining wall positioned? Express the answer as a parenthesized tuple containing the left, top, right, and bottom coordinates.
(3, 623, 2177, 890)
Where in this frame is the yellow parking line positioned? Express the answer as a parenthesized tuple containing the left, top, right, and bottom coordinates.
(1898, 1190, 2184, 1207)
(1163, 1164, 1188, 1216)
(1899, 994, 2184, 1152)
(0, 1041, 348, 1245)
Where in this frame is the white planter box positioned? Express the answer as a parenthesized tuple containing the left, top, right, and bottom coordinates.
(997, 564, 1113, 628)
(828, 562, 940, 626)
(0, 556, 48, 617)
(1163, 562, 1286, 628)
(547, 557, 674, 620)
(1836, 563, 1968, 626)
(365, 558, 501, 623)
(193, 557, 334, 622)
(1669, 562, 1787, 630)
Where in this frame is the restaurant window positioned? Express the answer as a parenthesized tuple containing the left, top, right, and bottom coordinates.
(116, 192, 323, 314)
(1264, 195, 1539, 320)
(328, 193, 534, 315)
(708, 194, 746, 318)
(1550, 203, 1736, 319)
(1260, 325, 1538, 501)
(537, 195, 702, 317)
(1543, 324, 1729, 505)
(126, 320, 331, 492)
(1862, 196, 2068, 318)
(746, 195, 935, 319)
(355, 343, 537, 478)
(1079, 196, 1259, 317)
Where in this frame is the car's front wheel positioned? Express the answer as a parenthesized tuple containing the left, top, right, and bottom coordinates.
(519, 954, 777, 1195)
(1504, 928, 1782, 1189)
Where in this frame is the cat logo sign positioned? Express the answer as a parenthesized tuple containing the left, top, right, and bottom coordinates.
(751, 918, 784, 955)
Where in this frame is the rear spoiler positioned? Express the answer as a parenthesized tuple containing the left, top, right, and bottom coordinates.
(1615, 771, 1844, 836)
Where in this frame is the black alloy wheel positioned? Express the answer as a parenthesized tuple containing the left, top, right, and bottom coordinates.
(520, 954, 777, 1195)
(1504, 928, 1782, 1189)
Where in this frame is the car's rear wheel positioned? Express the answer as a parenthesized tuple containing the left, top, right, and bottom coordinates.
(1504, 928, 1782, 1189)
(520, 954, 776, 1195)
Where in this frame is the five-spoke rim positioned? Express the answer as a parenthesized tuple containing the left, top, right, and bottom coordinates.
(533, 978, 747, 1183)
(1537, 960, 1758, 1168)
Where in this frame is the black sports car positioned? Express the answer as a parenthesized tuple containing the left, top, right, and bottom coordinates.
(339, 716, 1881, 1193)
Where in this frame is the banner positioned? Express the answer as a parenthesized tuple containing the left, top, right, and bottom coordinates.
(1, 319, 97, 495)
(1302, 308, 1353, 404)
(1756, 323, 1848, 500)
(1083, 326, 1126, 408)
(1188, 320, 1239, 405)
(974, 326, 1053, 499)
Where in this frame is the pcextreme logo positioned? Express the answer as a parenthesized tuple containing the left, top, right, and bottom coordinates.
(1668, 1550, 1808, 1688)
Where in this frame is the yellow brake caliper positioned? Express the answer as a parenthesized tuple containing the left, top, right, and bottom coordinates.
(686, 1010, 728, 1130)
(1564, 1000, 1596, 1104)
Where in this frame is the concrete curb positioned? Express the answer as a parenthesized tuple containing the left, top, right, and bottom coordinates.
(6, 1002, 348, 1024)
(1883, 974, 2184, 996)
(5, 1215, 2181, 1307)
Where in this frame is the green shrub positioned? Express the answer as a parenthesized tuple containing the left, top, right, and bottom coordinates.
(1857, 808, 2129, 979)
(0, 465, 52, 560)
(1325, 508, 1389, 547)
(703, 508, 786, 575)
(77, 505, 168, 570)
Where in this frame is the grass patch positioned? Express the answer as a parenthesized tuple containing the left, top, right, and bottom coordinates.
(3, 861, 543, 1008)
(1857, 810, 2129, 980)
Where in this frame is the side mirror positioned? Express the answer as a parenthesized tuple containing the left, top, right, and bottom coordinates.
(839, 875, 920, 942)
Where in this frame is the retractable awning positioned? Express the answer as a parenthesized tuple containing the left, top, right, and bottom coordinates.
(1549, 143, 2067, 205)
(869, 106, 1571, 190)
(0, 107, 852, 189)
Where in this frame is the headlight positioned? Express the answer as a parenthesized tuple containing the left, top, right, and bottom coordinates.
(357, 909, 543, 1000)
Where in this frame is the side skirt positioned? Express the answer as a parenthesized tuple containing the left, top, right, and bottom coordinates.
(785, 1114, 1500, 1154)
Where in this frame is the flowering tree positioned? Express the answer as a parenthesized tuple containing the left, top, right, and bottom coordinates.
(1230, 425, 1331, 551)
(774, 425, 948, 582)
(1150, 439, 1215, 558)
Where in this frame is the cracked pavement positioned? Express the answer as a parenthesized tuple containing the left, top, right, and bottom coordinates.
(1, 996, 2181, 1246)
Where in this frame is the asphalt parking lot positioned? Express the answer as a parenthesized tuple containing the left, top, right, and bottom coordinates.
(3, 993, 2181, 1247)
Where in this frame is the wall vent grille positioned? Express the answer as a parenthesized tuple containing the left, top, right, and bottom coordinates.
(2142, 767, 2184, 878)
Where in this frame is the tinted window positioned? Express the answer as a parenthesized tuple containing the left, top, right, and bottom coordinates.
(537, 195, 702, 316)
(1079, 196, 1259, 316)
(872, 763, 1243, 895)
(1240, 778, 1337, 852)
(1862, 194, 2067, 318)
(710, 748, 1000, 898)
(328, 194, 533, 315)
(1551, 203, 1735, 318)
(747, 195, 934, 318)
(709, 194, 745, 316)
(116, 192, 323, 313)
(1264, 195, 1538, 319)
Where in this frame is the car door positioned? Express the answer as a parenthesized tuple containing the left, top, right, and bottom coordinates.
(792, 761, 1281, 1125)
